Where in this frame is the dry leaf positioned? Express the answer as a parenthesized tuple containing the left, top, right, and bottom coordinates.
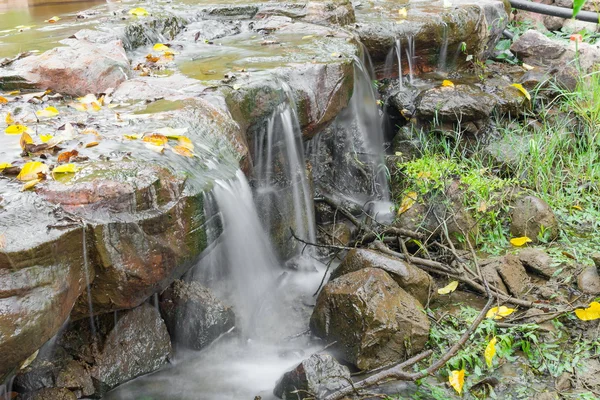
(129, 7, 148, 16)
(145, 143, 165, 153)
(57, 150, 79, 164)
(69, 102, 88, 112)
(510, 236, 532, 247)
(39, 134, 53, 143)
(53, 163, 79, 174)
(36, 106, 59, 118)
(0, 96, 8, 104)
(485, 337, 497, 368)
(155, 127, 188, 138)
(178, 136, 194, 151)
(437, 280, 459, 295)
(449, 370, 465, 395)
(81, 128, 100, 136)
(511, 83, 531, 101)
(85, 141, 99, 148)
(45, 16, 60, 23)
(146, 54, 160, 63)
(124, 134, 141, 140)
(143, 134, 168, 146)
(0, 162, 12, 170)
(397, 191, 417, 215)
(5, 124, 29, 135)
(21, 178, 41, 191)
(19, 132, 33, 150)
(19, 350, 39, 370)
(486, 306, 515, 320)
(477, 201, 487, 212)
(153, 43, 171, 52)
(172, 145, 193, 157)
(5, 112, 14, 124)
(441, 80, 455, 87)
(17, 161, 48, 181)
(575, 302, 600, 321)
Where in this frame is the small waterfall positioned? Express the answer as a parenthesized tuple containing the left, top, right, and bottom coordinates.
(81, 224, 97, 339)
(383, 37, 403, 87)
(438, 22, 449, 71)
(405, 34, 415, 84)
(253, 82, 316, 257)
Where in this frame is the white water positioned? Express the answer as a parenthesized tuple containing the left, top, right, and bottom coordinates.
(405, 34, 415, 84)
(438, 22, 449, 71)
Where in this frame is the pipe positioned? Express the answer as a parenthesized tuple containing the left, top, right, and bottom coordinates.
(502, 29, 514, 39)
(509, 0, 600, 23)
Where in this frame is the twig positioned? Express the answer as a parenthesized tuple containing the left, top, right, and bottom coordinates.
(290, 228, 352, 251)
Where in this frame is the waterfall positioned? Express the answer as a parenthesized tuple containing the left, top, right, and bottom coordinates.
(405, 34, 415, 84)
(253, 82, 317, 259)
(438, 22, 449, 71)
(383, 37, 403, 86)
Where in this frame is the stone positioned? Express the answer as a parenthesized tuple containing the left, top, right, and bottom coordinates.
(416, 84, 496, 123)
(122, 15, 186, 51)
(578, 358, 600, 391)
(510, 195, 559, 243)
(310, 268, 430, 370)
(318, 222, 353, 247)
(303, 0, 355, 26)
(483, 134, 530, 173)
(55, 360, 95, 398)
(577, 266, 600, 295)
(17, 388, 77, 400)
(159, 280, 235, 350)
(331, 249, 432, 305)
(12, 39, 131, 96)
(178, 20, 242, 42)
(543, 15, 565, 32)
(481, 262, 509, 294)
(518, 248, 555, 278)
(483, 254, 530, 297)
(273, 354, 351, 400)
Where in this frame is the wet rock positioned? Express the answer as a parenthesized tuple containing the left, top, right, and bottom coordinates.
(11, 39, 131, 96)
(331, 249, 432, 305)
(416, 84, 496, 123)
(303, 0, 355, 26)
(72, 29, 119, 44)
(534, 391, 559, 400)
(543, 15, 565, 32)
(494, 254, 530, 297)
(55, 360, 95, 398)
(17, 388, 77, 400)
(518, 248, 555, 278)
(510, 195, 559, 243)
(482, 134, 530, 173)
(579, 359, 600, 390)
(577, 266, 600, 295)
(318, 222, 353, 247)
(481, 262, 509, 294)
(122, 15, 186, 51)
(273, 353, 351, 400)
(179, 20, 242, 42)
(310, 268, 430, 370)
(159, 280, 235, 350)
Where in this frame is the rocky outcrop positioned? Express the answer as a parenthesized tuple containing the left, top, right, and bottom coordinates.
(510, 195, 559, 243)
(159, 280, 235, 350)
(331, 249, 432, 305)
(10, 39, 131, 96)
(518, 248, 556, 278)
(310, 268, 430, 370)
(273, 353, 351, 400)
(480, 254, 530, 296)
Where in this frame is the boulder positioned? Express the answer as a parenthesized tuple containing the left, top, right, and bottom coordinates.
(303, 0, 355, 26)
(518, 248, 555, 278)
(310, 268, 430, 370)
(481, 262, 509, 294)
(416, 84, 496, 123)
(483, 133, 530, 173)
(331, 249, 432, 305)
(577, 266, 600, 295)
(17, 388, 77, 400)
(481, 255, 530, 296)
(11, 39, 131, 96)
(510, 195, 559, 243)
(159, 280, 235, 350)
(273, 353, 351, 400)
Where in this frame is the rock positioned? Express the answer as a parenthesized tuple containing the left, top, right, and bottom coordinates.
(17, 388, 77, 400)
(533, 391, 559, 400)
(543, 15, 565, 32)
(273, 354, 351, 400)
(483, 134, 530, 173)
(310, 268, 430, 370)
(55, 360, 95, 398)
(518, 248, 555, 278)
(72, 29, 119, 44)
(577, 266, 600, 295)
(12, 39, 131, 96)
(416, 84, 496, 123)
(122, 15, 186, 51)
(578, 358, 600, 391)
(159, 280, 235, 350)
(481, 262, 509, 294)
(495, 254, 530, 297)
(318, 222, 353, 247)
(331, 249, 432, 305)
(179, 20, 242, 42)
(303, 0, 355, 26)
(510, 196, 559, 243)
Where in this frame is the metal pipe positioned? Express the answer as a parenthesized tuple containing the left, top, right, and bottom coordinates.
(509, 0, 600, 24)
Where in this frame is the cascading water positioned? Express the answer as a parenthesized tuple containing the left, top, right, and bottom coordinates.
(254, 83, 317, 256)
(384, 37, 403, 86)
(405, 34, 415, 84)
(438, 22, 449, 71)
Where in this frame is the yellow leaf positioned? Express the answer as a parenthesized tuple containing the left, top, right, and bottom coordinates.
(0, 96, 8, 104)
(53, 163, 79, 174)
(510, 83, 531, 101)
(145, 143, 165, 153)
(124, 134, 141, 140)
(143, 133, 168, 146)
(21, 178, 41, 191)
(510, 236, 532, 247)
(486, 306, 516, 320)
(5, 124, 29, 135)
(155, 127, 188, 138)
(45, 16, 60, 23)
(129, 7, 148, 16)
(575, 302, 600, 321)
(153, 43, 170, 52)
(172, 145, 193, 157)
(522, 63, 534, 71)
(78, 93, 98, 104)
(69, 102, 88, 112)
(39, 134, 53, 143)
(448, 370, 465, 395)
(477, 201, 487, 213)
(441, 80, 455, 87)
(398, 7, 408, 18)
(302, 35, 314, 40)
(397, 191, 417, 216)
(19, 132, 33, 149)
(0, 162, 12, 170)
(17, 161, 48, 181)
(438, 280, 459, 295)
(36, 106, 59, 118)
(5, 112, 14, 124)
(81, 128, 100, 136)
(485, 337, 497, 368)
(7, 90, 20, 96)
(571, 204, 583, 211)
(85, 141, 99, 148)
(178, 136, 194, 151)
(89, 102, 102, 112)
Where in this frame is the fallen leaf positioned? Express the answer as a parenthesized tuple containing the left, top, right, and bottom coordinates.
(124, 134, 141, 140)
(5, 124, 29, 135)
(0, 96, 8, 104)
(575, 302, 600, 321)
(17, 161, 48, 181)
(45, 16, 60, 23)
(36, 106, 59, 118)
(85, 141, 99, 148)
(510, 236, 532, 247)
(81, 128, 100, 136)
(477, 201, 487, 212)
(449, 370, 465, 395)
(571, 204, 583, 211)
(19, 132, 33, 149)
(510, 83, 531, 101)
(21, 178, 41, 191)
(172, 145, 193, 157)
(442, 80, 455, 87)
(143, 133, 168, 146)
(302, 35, 314, 40)
(19, 350, 39, 370)
(146, 54, 160, 63)
(155, 127, 188, 138)
(397, 191, 417, 215)
(5, 112, 14, 125)
(178, 136, 194, 151)
(153, 43, 171, 52)
(129, 7, 148, 16)
(145, 143, 165, 153)
(53, 163, 79, 174)
(69, 102, 88, 112)
(0, 162, 12, 170)
(89, 102, 101, 112)
(485, 337, 497, 368)
(39, 134, 53, 143)
(78, 93, 98, 104)
(398, 7, 408, 18)
(522, 63, 534, 71)
(437, 280, 459, 295)
(57, 150, 79, 164)
(486, 306, 516, 320)
(7, 90, 20, 96)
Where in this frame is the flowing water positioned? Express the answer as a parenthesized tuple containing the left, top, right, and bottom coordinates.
(438, 22, 449, 72)
(405, 34, 415, 85)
